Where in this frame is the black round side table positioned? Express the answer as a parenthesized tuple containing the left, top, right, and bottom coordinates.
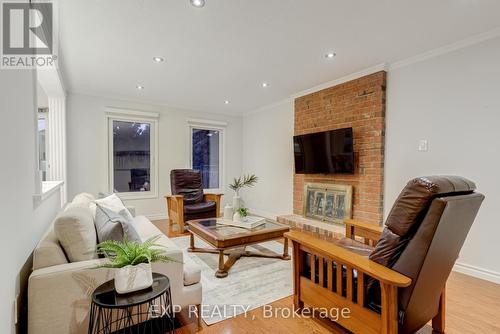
(88, 273, 174, 334)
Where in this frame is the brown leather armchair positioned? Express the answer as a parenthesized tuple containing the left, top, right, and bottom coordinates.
(165, 169, 223, 232)
(286, 176, 484, 334)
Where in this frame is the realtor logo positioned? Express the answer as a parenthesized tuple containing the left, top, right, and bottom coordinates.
(1, 1, 57, 68)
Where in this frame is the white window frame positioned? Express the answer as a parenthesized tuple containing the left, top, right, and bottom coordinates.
(187, 119, 226, 193)
(37, 109, 49, 181)
(106, 108, 159, 200)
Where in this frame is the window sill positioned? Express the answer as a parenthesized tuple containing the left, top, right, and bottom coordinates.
(34, 181, 64, 203)
(116, 190, 158, 201)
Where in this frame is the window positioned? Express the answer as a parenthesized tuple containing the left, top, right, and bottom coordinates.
(188, 120, 225, 190)
(34, 72, 66, 204)
(37, 108, 48, 181)
(107, 109, 159, 199)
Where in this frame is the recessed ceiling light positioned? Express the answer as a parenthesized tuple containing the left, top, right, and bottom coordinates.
(325, 52, 336, 59)
(136, 85, 144, 90)
(261, 82, 269, 88)
(224, 100, 230, 104)
(190, 0, 205, 8)
(152, 56, 164, 63)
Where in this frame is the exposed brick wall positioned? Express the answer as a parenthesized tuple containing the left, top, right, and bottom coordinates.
(293, 71, 386, 225)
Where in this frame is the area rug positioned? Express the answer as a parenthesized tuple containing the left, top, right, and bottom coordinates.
(171, 236, 293, 325)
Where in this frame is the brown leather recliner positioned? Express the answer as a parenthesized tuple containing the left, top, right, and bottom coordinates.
(165, 169, 223, 231)
(286, 175, 484, 333)
(369, 176, 484, 333)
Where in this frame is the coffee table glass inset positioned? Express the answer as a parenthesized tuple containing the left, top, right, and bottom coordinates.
(187, 218, 290, 278)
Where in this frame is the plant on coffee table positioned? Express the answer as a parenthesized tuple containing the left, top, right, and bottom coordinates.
(237, 207, 248, 217)
(229, 174, 258, 209)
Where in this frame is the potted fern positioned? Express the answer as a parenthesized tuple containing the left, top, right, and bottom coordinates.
(229, 174, 258, 210)
(96, 235, 175, 294)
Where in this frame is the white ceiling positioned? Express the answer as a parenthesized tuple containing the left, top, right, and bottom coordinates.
(59, 0, 500, 114)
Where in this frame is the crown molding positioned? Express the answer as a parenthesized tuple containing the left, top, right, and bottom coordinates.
(389, 27, 500, 71)
(290, 63, 388, 99)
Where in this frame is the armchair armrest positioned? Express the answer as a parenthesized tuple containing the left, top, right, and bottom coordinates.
(165, 195, 184, 229)
(165, 194, 184, 201)
(285, 230, 410, 287)
(345, 219, 383, 246)
(203, 193, 223, 218)
(286, 230, 410, 334)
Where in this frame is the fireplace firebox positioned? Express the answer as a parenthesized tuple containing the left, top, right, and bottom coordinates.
(303, 183, 352, 224)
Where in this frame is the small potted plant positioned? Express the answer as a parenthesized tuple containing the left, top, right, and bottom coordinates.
(96, 235, 175, 294)
(229, 174, 258, 210)
(233, 207, 249, 222)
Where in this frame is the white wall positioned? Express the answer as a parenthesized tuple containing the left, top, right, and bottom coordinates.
(0, 70, 62, 334)
(66, 93, 243, 218)
(385, 36, 500, 281)
(241, 100, 295, 218)
(241, 37, 500, 282)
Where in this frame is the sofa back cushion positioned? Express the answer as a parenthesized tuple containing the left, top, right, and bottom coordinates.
(64, 192, 95, 211)
(54, 206, 98, 262)
(33, 228, 69, 270)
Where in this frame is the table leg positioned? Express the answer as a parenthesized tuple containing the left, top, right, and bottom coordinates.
(189, 232, 195, 251)
(283, 237, 291, 260)
(216, 250, 228, 278)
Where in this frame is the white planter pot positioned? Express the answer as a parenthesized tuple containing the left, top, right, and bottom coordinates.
(114, 262, 153, 294)
(223, 204, 234, 220)
(233, 212, 248, 222)
(232, 195, 241, 210)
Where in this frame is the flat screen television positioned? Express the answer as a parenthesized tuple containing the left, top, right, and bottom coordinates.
(294, 127, 354, 174)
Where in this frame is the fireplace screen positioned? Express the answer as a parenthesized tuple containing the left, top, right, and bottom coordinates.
(304, 183, 353, 224)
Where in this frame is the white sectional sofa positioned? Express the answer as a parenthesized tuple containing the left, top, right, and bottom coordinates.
(28, 193, 202, 334)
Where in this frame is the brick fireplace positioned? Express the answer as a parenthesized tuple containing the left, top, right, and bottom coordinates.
(293, 71, 386, 226)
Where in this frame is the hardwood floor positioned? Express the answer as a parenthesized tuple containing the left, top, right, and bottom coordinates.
(153, 219, 500, 334)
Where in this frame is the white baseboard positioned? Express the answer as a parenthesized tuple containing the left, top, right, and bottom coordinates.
(145, 213, 167, 221)
(453, 262, 500, 284)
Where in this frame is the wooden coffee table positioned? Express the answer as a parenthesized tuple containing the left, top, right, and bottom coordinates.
(187, 218, 290, 278)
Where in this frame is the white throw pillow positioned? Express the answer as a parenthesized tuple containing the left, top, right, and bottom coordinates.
(93, 193, 133, 221)
(54, 207, 98, 262)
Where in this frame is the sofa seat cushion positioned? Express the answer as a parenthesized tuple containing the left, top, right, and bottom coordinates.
(183, 263, 201, 286)
(130, 216, 202, 286)
(54, 207, 98, 262)
(184, 201, 216, 214)
(182, 244, 201, 286)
